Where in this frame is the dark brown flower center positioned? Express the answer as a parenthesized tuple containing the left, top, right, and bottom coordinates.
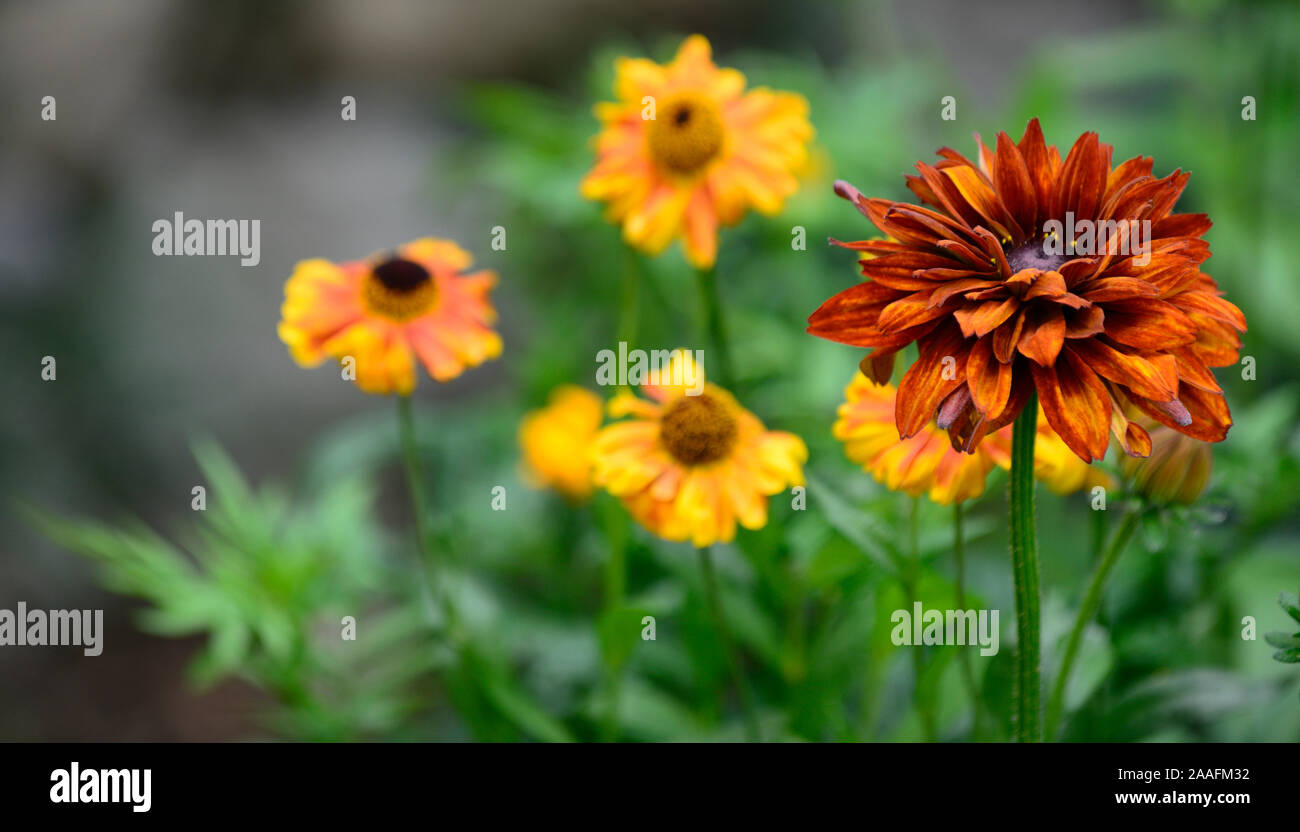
(659, 392, 738, 465)
(363, 256, 438, 321)
(1005, 239, 1067, 274)
(647, 94, 724, 176)
(373, 257, 431, 292)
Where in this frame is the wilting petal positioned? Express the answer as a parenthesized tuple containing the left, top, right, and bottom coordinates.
(878, 291, 955, 333)
(992, 308, 1027, 363)
(896, 324, 970, 438)
(1132, 382, 1229, 442)
(1102, 297, 1197, 350)
(994, 131, 1037, 236)
(1031, 351, 1111, 461)
(807, 281, 900, 346)
(1067, 339, 1178, 402)
(1064, 305, 1105, 339)
(954, 297, 1020, 338)
(967, 336, 1014, 420)
(1016, 307, 1066, 367)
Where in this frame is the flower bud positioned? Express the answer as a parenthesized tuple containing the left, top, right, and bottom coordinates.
(1118, 424, 1212, 505)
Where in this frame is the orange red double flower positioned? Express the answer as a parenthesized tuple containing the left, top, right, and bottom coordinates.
(809, 119, 1245, 462)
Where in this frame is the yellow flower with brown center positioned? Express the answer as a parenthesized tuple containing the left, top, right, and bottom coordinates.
(518, 385, 604, 501)
(836, 373, 1112, 502)
(591, 351, 806, 546)
(581, 35, 814, 268)
(278, 238, 502, 395)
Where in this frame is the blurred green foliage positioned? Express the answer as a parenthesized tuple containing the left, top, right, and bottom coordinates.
(33, 0, 1300, 740)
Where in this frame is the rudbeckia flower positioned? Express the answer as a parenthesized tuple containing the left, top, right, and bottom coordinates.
(278, 238, 502, 395)
(591, 351, 806, 546)
(519, 385, 604, 501)
(581, 35, 814, 268)
(836, 374, 1113, 503)
(808, 119, 1246, 463)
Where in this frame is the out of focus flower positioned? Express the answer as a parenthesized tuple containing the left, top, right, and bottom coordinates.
(836, 373, 1112, 503)
(581, 35, 813, 268)
(834, 373, 1000, 504)
(279, 238, 501, 394)
(1117, 422, 1212, 505)
(809, 118, 1245, 462)
(591, 351, 806, 546)
(519, 385, 604, 501)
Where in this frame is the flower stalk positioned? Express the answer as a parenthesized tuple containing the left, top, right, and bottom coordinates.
(698, 546, 760, 741)
(696, 265, 735, 390)
(1045, 508, 1139, 740)
(1009, 394, 1042, 742)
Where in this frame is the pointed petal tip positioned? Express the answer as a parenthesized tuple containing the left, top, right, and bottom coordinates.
(833, 179, 862, 202)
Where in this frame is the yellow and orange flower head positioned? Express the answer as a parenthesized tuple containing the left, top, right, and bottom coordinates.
(278, 238, 502, 395)
(835, 373, 1000, 504)
(808, 119, 1246, 463)
(518, 385, 604, 501)
(581, 35, 814, 269)
(837, 373, 1113, 503)
(591, 351, 807, 547)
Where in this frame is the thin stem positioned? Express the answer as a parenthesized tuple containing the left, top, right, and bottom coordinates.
(396, 395, 458, 637)
(952, 501, 984, 740)
(695, 265, 734, 389)
(1044, 509, 1139, 740)
(617, 247, 641, 353)
(697, 546, 760, 741)
(1008, 394, 1042, 742)
(599, 506, 628, 742)
(904, 497, 936, 741)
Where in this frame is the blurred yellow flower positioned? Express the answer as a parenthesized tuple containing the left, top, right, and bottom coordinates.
(581, 34, 813, 268)
(836, 373, 1113, 503)
(1008, 418, 1116, 496)
(278, 238, 502, 395)
(519, 385, 604, 501)
(834, 373, 1000, 505)
(592, 351, 806, 546)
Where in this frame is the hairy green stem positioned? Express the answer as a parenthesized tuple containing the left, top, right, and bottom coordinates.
(698, 546, 760, 741)
(1044, 509, 1139, 740)
(1009, 395, 1041, 742)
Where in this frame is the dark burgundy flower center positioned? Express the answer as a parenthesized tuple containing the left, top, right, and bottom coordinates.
(1005, 239, 1067, 274)
(373, 257, 431, 293)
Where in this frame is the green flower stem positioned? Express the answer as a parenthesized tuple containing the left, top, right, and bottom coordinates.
(696, 265, 735, 389)
(952, 501, 985, 740)
(617, 247, 641, 352)
(698, 546, 760, 741)
(1044, 508, 1139, 740)
(1008, 394, 1042, 742)
(600, 508, 628, 742)
(396, 395, 459, 638)
(905, 497, 936, 741)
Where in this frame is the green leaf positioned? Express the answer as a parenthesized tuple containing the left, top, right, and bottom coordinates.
(1264, 631, 1300, 650)
(1280, 592, 1300, 624)
(805, 474, 897, 575)
(597, 605, 649, 670)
